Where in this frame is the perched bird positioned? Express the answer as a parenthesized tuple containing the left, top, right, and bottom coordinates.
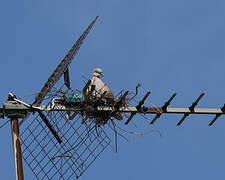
(84, 68, 123, 120)
(86, 68, 114, 100)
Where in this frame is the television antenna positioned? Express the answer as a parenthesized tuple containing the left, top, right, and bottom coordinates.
(0, 16, 224, 180)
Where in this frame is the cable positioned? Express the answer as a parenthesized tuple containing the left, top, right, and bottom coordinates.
(0, 120, 10, 129)
(18, 92, 39, 99)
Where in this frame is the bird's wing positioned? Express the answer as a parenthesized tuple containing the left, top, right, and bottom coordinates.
(102, 84, 114, 98)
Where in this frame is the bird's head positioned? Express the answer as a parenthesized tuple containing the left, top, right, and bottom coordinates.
(92, 68, 103, 78)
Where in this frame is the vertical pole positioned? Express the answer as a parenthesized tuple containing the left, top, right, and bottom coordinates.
(11, 118, 24, 180)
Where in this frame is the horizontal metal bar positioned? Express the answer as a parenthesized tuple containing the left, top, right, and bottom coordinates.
(163, 108, 224, 114)
(2, 100, 225, 117)
(39, 106, 225, 115)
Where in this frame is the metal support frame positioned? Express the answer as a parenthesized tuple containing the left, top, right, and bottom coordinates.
(2, 100, 224, 116)
(0, 93, 225, 180)
(25, 105, 224, 116)
(11, 118, 24, 180)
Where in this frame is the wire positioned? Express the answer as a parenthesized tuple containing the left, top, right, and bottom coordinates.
(111, 119, 118, 153)
(0, 120, 10, 129)
(18, 92, 39, 99)
(114, 123, 162, 137)
(128, 83, 141, 102)
(108, 121, 139, 144)
(145, 101, 163, 114)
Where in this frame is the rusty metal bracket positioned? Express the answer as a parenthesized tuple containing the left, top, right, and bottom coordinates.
(3, 101, 30, 119)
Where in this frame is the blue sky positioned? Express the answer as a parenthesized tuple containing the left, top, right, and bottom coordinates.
(0, 0, 225, 179)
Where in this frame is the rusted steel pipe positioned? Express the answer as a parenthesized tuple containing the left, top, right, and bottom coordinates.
(11, 118, 24, 180)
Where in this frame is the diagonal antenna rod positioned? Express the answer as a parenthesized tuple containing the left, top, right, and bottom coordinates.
(33, 16, 99, 106)
(37, 110, 62, 144)
(19, 16, 99, 126)
(209, 104, 225, 126)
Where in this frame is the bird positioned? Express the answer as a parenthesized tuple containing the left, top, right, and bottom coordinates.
(83, 68, 123, 121)
(85, 68, 114, 100)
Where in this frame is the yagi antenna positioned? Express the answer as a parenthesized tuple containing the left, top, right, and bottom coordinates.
(0, 16, 224, 180)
